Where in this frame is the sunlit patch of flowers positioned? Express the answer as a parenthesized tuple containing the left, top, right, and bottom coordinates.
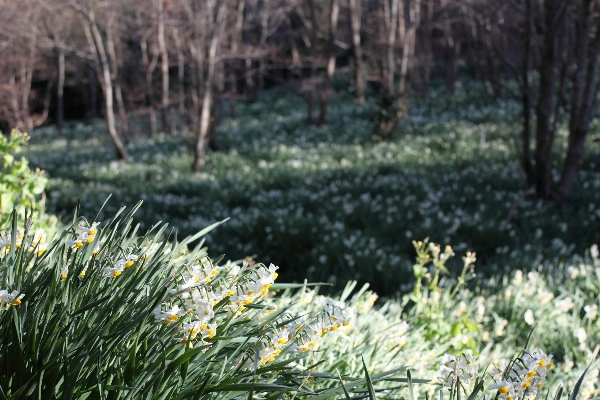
(70, 221, 99, 249)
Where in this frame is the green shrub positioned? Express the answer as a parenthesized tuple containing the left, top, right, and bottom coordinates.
(0, 129, 48, 224)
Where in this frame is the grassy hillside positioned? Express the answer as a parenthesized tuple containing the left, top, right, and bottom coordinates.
(27, 83, 600, 295)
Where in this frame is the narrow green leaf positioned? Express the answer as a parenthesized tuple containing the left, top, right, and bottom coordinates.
(70, 294, 112, 317)
(569, 345, 599, 400)
(337, 370, 352, 400)
(407, 369, 415, 400)
(362, 357, 378, 400)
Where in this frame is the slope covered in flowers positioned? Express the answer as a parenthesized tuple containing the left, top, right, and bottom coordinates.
(26, 83, 600, 295)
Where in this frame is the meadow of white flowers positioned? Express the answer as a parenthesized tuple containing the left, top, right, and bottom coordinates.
(27, 83, 600, 295)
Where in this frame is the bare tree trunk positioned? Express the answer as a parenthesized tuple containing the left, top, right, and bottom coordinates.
(520, 0, 534, 186)
(157, 0, 170, 133)
(57, 44, 65, 139)
(533, 0, 562, 198)
(440, 0, 458, 94)
(317, 0, 339, 126)
(349, 0, 364, 103)
(421, 0, 433, 99)
(387, 0, 399, 94)
(88, 60, 97, 119)
(258, 0, 270, 92)
(173, 27, 186, 132)
(306, 0, 318, 124)
(558, 0, 600, 198)
(192, 0, 226, 172)
(77, 1, 129, 161)
(21, 36, 36, 131)
(105, 0, 129, 142)
(141, 35, 158, 137)
(229, 0, 247, 119)
(398, 0, 420, 108)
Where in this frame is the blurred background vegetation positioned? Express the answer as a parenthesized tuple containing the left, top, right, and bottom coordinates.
(1, 0, 600, 295)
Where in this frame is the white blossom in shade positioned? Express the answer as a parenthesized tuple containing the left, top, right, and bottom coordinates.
(103, 265, 124, 278)
(591, 244, 599, 259)
(494, 319, 508, 336)
(489, 381, 516, 399)
(576, 327, 587, 344)
(584, 304, 598, 320)
(0, 290, 24, 306)
(267, 327, 289, 347)
(554, 297, 575, 313)
(116, 253, 139, 269)
(153, 304, 186, 324)
(567, 265, 579, 280)
(524, 309, 535, 326)
(512, 270, 523, 285)
(141, 242, 162, 259)
(194, 299, 215, 324)
(437, 354, 457, 387)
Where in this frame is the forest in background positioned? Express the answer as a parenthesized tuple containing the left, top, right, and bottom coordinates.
(2, 0, 600, 201)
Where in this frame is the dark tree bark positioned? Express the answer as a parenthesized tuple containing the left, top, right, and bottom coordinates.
(317, 0, 339, 126)
(349, 0, 365, 103)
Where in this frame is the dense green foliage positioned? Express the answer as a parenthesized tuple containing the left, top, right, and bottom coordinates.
(0, 130, 47, 224)
(27, 84, 600, 295)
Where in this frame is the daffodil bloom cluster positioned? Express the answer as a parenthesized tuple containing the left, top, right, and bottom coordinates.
(0, 289, 24, 308)
(0, 228, 47, 255)
(153, 261, 279, 347)
(437, 351, 479, 388)
(238, 325, 291, 370)
(70, 222, 100, 249)
(103, 253, 139, 277)
(489, 349, 553, 399)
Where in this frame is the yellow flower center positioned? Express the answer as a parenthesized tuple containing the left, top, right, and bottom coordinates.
(207, 329, 216, 338)
(124, 260, 134, 268)
(211, 269, 218, 276)
(86, 237, 94, 244)
(169, 314, 178, 321)
(273, 272, 278, 280)
(546, 362, 553, 370)
(522, 382, 531, 389)
(75, 242, 83, 249)
(498, 387, 509, 394)
(60, 274, 68, 280)
(12, 299, 21, 306)
(37, 249, 45, 256)
(15, 243, 21, 249)
(538, 360, 546, 368)
(79, 271, 86, 278)
(113, 271, 121, 277)
(89, 229, 97, 235)
(526, 371, 536, 379)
